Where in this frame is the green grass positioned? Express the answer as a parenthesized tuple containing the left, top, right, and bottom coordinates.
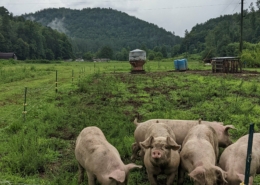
(0, 58, 260, 184)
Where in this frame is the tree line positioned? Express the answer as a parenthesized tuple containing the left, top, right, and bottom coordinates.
(0, 7, 73, 60)
(177, 1, 260, 60)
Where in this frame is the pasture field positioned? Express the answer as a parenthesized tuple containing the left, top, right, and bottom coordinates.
(0, 58, 260, 184)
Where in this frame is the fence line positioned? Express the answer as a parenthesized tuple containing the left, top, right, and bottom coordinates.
(0, 69, 84, 131)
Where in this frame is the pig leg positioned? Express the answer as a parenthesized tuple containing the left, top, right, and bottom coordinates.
(131, 142, 140, 161)
(87, 171, 95, 185)
(166, 173, 176, 185)
(177, 166, 185, 185)
(78, 163, 84, 184)
(147, 173, 158, 185)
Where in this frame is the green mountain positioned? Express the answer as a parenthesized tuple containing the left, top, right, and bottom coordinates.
(23, 7, 182, 57)
(0, 7, 73, 60)
(179, 3, 260, 58)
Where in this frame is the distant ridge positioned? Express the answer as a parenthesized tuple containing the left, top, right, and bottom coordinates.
(23, 7, 182, 54)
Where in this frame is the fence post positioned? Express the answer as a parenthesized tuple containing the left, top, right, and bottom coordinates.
(22, 87, 27, 121)
(72, 70, 74, 84)
(55, 70, 58, 93)
(244, 123, 254, 185)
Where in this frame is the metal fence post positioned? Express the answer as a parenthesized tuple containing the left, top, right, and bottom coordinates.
(23, 87, 27, 121)
(244, 123, 254, 185)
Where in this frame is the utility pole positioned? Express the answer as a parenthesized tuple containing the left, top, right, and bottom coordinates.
(240, 0, 244, 53)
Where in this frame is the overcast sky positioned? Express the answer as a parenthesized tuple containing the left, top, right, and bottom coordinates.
(0, 0, 253, 37)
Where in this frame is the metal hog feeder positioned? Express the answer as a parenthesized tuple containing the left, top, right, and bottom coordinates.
(129, 49, 146, 74)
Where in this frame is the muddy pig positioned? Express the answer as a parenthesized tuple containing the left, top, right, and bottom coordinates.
(178, 124, 227, 185)
(131, 118, 236, 161)
(139, 122, 181, 185)
(75, 126, 142, 185)
(218, 133, 260, 185)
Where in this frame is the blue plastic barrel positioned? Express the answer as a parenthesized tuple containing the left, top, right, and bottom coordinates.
(179, 59, 188, 71)
(173, 58, 188, 71)
(174, 59, 179, 70)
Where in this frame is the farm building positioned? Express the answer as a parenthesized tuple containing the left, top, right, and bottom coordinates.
(0, 52, 17, 60)
(93, 58, 110, 62)
(211, 57, 242, 73)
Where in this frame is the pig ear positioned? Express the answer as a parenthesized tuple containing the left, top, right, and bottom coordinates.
(236, 173, 244, 183)
(188, 166, 206, 185)
(140, 136, 154, 150)
(235, 173, 253, 184)
(214, 166, 228, 184)
(166, 136, 181, 151)
(108, 169, 125, 183)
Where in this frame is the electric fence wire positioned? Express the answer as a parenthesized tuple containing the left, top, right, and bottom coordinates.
(0, 82, 54, 125)
(0, 77, 76, 134)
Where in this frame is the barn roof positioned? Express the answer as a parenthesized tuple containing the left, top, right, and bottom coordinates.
(0, 52, 16, 59)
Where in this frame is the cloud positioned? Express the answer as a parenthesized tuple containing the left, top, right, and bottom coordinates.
(26, 15, 35, 21)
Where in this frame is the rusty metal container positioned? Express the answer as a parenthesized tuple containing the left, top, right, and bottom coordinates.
(129, 49, 146, 74)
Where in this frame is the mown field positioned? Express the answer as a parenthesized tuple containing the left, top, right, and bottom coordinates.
(0, 58, 260, 185)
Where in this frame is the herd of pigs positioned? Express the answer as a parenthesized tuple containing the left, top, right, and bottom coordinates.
(74, 118, 260, 185)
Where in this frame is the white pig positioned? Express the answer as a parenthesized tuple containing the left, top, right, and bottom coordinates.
(218, 133, 260, 185)
(177, 124, 227, 185)
(75, 126, 142, 185)
(139, 122, 181, 185)
(131, 118, 236, 161)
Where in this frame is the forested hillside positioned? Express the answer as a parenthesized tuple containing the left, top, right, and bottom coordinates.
(179, 1, 260, 59)
(23, 7, 182, 58)
(0, 7, 73, 60)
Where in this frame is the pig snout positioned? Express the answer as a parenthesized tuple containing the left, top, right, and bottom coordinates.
(152, 150, 162, 158)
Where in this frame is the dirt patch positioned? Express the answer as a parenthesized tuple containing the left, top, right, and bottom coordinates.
(168, 69, 260, 79)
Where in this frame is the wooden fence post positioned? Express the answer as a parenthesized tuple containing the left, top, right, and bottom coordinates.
(55, 70, 58, 93)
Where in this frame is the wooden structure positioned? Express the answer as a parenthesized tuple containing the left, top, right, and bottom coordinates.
(211, 57, 242, 73)
(0, 52, 17, 60)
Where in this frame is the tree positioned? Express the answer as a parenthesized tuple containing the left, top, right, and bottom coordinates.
(83, 52, 93, 61)
(148, 52, 155, 60)
(171, 44, 180, 57)
(256, 0, 260, 10)
(14, 38, 29, 60)
(0, 33, 6, 51)
(249, 3, 256, 30)
(0, 7, 9, 16)
(161, 45, 167, 58)
(98, 46, 113, 59)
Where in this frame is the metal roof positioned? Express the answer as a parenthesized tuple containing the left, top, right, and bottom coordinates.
(130, 49, 145, 53)
(211, 57, 240, 60)
(0, 52, 16, 59)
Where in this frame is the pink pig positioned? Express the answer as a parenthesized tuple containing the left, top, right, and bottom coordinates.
(139, 122, 181, 185)
(75, 126, 142, 185)
(131, 118, 236, 161)
(218, 133, 260, 185)
(178, 124, 227, 185)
